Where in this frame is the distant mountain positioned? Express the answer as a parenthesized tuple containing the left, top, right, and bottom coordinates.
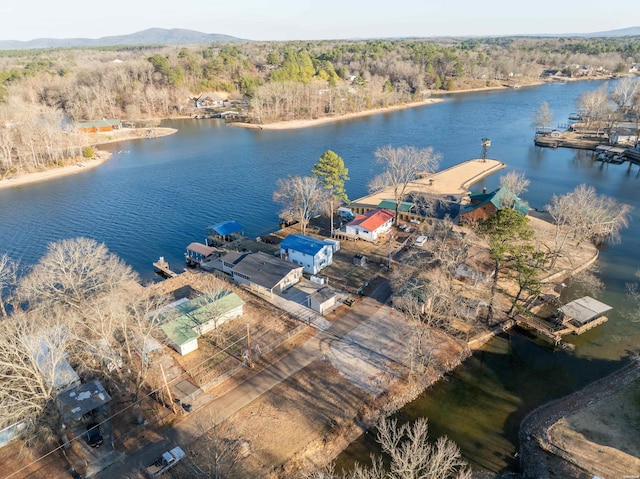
(0, 28, 248, 50)
(579, 26, 640, 37)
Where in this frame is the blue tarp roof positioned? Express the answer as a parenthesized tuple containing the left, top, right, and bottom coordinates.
(208, 220, 243, 237)
(280, 234, 332, 257)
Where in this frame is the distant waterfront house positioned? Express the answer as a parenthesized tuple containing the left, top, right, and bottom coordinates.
(345, 208, 394, 242)
(77, 118, 121, 133)
(224, 251, 303, 297)
(279, 234, 336, 274)
(609, 127, 638, 146)
(459, 187, 529, 225)
(159, 291, 245, 355)
(195, 92, 225, 108)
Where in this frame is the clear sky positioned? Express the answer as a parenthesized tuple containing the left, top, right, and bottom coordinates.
(1, 0, 638, 42)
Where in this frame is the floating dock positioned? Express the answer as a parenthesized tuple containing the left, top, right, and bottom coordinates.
(153, 257, 178, 278)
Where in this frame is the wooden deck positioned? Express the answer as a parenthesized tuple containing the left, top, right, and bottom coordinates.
(515, 313, 608, 345)
(153, 257, 179, 278)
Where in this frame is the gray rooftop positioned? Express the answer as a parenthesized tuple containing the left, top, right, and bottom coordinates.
(232, 251, 302, 290)
(57, 380, 112, 423)
(559, 296, 612, 324)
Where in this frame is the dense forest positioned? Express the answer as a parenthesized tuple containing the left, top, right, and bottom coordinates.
(1, 36, 639, 176)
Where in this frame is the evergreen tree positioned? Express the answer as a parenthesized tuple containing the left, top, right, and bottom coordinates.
(312, 150, 349, 235)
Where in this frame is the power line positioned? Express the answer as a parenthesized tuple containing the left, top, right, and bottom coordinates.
(3, 333, 250, 479)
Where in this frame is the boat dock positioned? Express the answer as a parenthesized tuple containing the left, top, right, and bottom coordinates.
(153, 257, 179, 278)
(516, 296, 611, 346)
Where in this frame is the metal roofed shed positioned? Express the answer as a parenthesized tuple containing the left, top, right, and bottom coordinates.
(57, 380, 111, 423)
(559, 296, 612, 325)
(377, 199, 415, 213)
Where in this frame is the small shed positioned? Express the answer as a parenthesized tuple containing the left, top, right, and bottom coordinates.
(353, 254, 368, 267)
(309, 287, 337, 314)
(57, 380, 112, 424)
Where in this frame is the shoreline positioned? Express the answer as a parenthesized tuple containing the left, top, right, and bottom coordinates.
(0, 127, 177, 191)
(231, 98, 445, 130)
(0, 155, 111, 190)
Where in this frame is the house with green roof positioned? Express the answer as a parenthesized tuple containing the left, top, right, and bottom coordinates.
(377, 199, 415, 214)
(77, 118, 121, 133)
(459, 187, 529, 225)
(159, 290, 245, 355)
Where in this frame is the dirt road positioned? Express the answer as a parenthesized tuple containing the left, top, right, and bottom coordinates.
(94, 281, 392, 478)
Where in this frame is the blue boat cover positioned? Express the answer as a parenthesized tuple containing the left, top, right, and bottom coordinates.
(209, 220, 243, 236)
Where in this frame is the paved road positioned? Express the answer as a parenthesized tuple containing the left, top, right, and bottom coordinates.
(94, 280, 391, 478)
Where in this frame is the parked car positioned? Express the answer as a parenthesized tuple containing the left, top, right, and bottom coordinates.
(414, 236, 427, 247)
(144, 446, 186, 478)
(85, 423, 103, 448)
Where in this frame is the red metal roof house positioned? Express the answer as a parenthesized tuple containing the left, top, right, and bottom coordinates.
(345, 208, 394, 242)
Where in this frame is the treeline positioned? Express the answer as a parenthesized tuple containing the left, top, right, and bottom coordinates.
(0, 36, 639, 176)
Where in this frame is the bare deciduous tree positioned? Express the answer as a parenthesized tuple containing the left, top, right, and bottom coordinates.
(273, 175, 328, 235)
(306, 417, 471, 479)
(546, 184, 632, 254)
(0, 253, 18, 317)
(0, 308, 76, 446)
(499, 171, 530, 199)
(16, 237, 138, 311)
(369, 145, 440, 224)
(576, 85, 613, 133)
(609, 76, 640, 117)
(531, 101, 553, 132)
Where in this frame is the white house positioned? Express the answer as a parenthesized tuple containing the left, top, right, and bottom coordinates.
(345, 209, 394, 242)
(279, 234, 335, 274)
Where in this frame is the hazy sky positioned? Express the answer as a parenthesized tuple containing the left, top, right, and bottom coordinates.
(1, 0, 638, 41)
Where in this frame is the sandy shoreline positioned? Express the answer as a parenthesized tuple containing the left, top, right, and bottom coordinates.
(231, 98, 445, 130)
(0, 127, 177, 191)
(0, 156, 110, 190)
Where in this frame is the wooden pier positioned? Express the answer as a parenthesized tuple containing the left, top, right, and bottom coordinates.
(153, 257, 178, 278)
(516, 295, 611, 346)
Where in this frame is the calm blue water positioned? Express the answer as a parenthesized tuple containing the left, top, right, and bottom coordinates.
(1, 79, 639, 472)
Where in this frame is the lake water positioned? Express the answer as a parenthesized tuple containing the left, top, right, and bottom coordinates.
(1, 79, 639, 473)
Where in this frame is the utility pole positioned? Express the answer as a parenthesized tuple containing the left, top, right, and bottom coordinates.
(160, 363, 178, 414)
(246, 322, 254, 369)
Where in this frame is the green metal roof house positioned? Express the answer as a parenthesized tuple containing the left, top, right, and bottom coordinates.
(459, 187, 529, 224)
(377, 199, 415, 214)
(77, 119, 121, 133)
(159, 290, 245, 355)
